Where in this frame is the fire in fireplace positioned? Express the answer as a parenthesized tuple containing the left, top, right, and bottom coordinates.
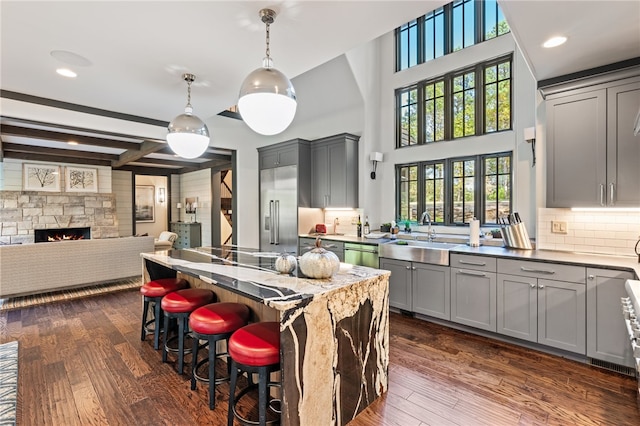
(34, 227, 91, 243)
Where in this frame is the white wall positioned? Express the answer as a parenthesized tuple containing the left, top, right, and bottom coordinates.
(180, 168, 211, 246)
(134, 175, 168, 238)
(112, 170, 133, 236)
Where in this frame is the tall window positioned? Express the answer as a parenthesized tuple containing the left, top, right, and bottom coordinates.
(424, 80, 445, 142)
(484, 154, 511, 223)
(484, 59, 512, 133)
(396, 152, 511, 225)
(452, 0, 475, 51)
(396, 55, 512, 147)
(398, 165, 418, 222)
(398, 87, 418, 146)
(396, 0, 509, 72)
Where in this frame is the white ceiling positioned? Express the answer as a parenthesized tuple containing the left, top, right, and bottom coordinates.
(1, 0, 638, 170)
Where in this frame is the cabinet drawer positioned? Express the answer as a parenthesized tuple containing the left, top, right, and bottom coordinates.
(450, 254, 496, 272)
(498, 259, 585, 284)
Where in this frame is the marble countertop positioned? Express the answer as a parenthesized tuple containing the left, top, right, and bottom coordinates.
(141, 247, 389, 311)
(299, 234, 390, 245)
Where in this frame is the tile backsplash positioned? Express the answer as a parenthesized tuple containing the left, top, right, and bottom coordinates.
(537, 208, 640, 257)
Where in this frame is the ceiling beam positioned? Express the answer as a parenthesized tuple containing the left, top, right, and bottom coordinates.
(0, 135, 3, 162)
(4, 151, 113, 167)
(0, 124, 141, 150)
(157, 146, 232, 161)
(111, 139, 166, 168)
(2, 142, 118, 161)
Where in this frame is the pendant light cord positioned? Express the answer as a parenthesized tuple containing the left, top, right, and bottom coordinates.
(261, 9, 275, 68)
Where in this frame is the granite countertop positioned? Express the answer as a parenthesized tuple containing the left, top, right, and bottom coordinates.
(141, 247, 389, 311)
(299, 233, 390, 245)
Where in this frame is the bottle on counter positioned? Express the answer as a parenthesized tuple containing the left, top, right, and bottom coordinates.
(363, 216, 370, 235)
(357, 215, 362, 237)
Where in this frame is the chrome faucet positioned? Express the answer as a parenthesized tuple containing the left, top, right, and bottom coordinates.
(333, 217, 339, 235)
(420, 211, 435, 242)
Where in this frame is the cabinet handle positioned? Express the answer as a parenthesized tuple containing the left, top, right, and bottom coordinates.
(588, 274, 595, 280)
(530, 283, 536, 289)
(412, 267, 416, 270)
(538, 284, 545, 289)
(458, 259, 486, 266)
(520, 266, 555, 275)
(610, 183, 615, 206)
(458, 269, 487, 277)
(406, 266, 411, 270)
(600, 184, 605, 206)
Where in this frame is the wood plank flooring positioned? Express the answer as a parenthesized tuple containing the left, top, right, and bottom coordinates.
(0, 288, 638, 425)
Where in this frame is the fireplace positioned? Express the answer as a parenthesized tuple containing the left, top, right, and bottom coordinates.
(34, 227, 91, 243)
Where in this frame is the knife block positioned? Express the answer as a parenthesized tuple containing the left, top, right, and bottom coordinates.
(501, 223, 532, 250)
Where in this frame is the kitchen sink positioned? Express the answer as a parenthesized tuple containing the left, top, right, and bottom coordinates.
(378, 240, 461, 265)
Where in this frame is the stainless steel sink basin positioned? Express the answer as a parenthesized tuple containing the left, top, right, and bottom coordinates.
(379, 240, 460, 265)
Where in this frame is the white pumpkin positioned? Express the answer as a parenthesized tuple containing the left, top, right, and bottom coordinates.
(298, 238, 340, 279)
(275, 252, 297, 274)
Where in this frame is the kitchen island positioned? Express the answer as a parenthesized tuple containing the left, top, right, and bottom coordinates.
(141, 246, 390, 426)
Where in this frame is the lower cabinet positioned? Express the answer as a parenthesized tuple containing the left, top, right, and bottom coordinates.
(298, 237, 344, 261)
(497, 259, 586, 354)
(380, 258, 450, 319)
(170, 222, 201, 249)
(587, 268, 635, 367)
(451, 255, 497, 332)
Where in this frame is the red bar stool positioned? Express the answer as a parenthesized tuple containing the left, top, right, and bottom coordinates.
(140, 277, 188, 350)
(189, 302, 251, 409)
(227, 322, 281, 426)
(161, 288, 215, 374)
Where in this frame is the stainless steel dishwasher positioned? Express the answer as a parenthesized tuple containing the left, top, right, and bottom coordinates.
(344, 242, 379, 268)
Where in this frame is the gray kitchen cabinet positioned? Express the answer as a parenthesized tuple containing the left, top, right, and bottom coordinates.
(259, 141, 302, 169)
(298, 237, 344, 261)
(586, 267, 635, 368)
(310, 133, 359, 208)
(450, 254, 497, 332)
(412, 263, 450, 320)
(380, 258, 412, 311)
(380, 257, 450, 318)
(497, 258, 586, 354)
(546, 75, 640, 207)
(170, 222, 201, 249)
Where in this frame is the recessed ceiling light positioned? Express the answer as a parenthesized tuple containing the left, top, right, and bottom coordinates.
(50, 50, 92, 67)
(56, 68, 77, 78)
(68, 141, 78, 145)
(543, 36, 567, 48)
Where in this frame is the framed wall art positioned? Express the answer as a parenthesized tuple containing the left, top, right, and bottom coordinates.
(135, 185, 155, 222)
(23, 163, 61, 192)
(65, 166, 98, 192)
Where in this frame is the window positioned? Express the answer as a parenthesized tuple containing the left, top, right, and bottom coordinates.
(396, 0, 509, 72)
(396, 55, 512, 147)
(396, 152, 511, 225)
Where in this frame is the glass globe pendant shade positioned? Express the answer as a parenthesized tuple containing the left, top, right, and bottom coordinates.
(238, 66, 297, 136)
(167, 107, 210, 159)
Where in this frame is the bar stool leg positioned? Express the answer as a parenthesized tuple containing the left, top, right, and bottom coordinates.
(227, 359, 237, 426)
(259, 366, 267, 426)
(162, 315, 170, 363)
(208, 337, 217, 409)
(177, 315, 186, 374)
(153, 299, 163, 350)
(190, 336, 200, 391)
(140, 298, 150, 341)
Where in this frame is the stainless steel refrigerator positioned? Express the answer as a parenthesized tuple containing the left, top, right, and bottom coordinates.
(260, 165, 298, 254)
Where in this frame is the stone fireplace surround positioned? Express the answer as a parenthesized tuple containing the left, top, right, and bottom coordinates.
(0, 191, 119, 245)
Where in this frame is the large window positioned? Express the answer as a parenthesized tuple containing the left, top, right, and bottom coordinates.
(396, 152, 511, 225)
(396, 0, 509, 72)
(396, 56, 512, 147)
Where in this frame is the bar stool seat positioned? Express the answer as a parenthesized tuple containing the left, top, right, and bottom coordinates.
(228, 322, 281, 426)
(161, 288, 214, 374)
(140, 277, 188, 350)
(189, 302, 250, 409)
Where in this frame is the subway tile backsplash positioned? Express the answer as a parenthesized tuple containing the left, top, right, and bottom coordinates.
(537, 208, 640, 257)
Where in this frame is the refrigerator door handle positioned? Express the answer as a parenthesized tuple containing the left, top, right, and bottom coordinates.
(269, 200, 275, 244)
(274, 200, 280, 245)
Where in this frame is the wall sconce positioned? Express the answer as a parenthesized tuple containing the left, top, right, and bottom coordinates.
(524, 127, 536, 167)
(191, 202, 198, 223)
(370, 152, 383, 179)
(157, 188, 166, 203)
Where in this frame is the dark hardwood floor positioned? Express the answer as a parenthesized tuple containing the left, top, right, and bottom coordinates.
(1, 288, 638, 425)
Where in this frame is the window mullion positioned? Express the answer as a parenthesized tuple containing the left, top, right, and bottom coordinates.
(417, 15, 425, 66)
(476, 64, 484, 136)
(475, 0, 484, 43)
(443, 76, 452, 141)
(443, 3, 452, 55)
(417, 82, 425, 145)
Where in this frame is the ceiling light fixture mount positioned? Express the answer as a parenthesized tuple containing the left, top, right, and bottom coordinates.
(238, 8, 297, 136)
(167, 73, 210, 159)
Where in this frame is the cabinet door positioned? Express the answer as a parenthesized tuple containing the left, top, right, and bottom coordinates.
(451, 268, 497, 332)
(497, 273, 537, 342)
(586, 268, 635, 367)
(537, 279, 586, 354)
(310, 144, 329, 207)
(380, 258, 412, 311)
(607, 80, 640, 206)
(412, 263, 450, 320)
(546, 89, 607, 207)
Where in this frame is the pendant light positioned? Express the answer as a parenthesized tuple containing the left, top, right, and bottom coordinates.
(238, 8, 296, 136)
(167, 73, 210, 159)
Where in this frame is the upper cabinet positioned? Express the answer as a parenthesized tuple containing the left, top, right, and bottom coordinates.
(310, 133, 359, 208)
(545, 72, 640, 208)
(258, 139, 311, 207)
